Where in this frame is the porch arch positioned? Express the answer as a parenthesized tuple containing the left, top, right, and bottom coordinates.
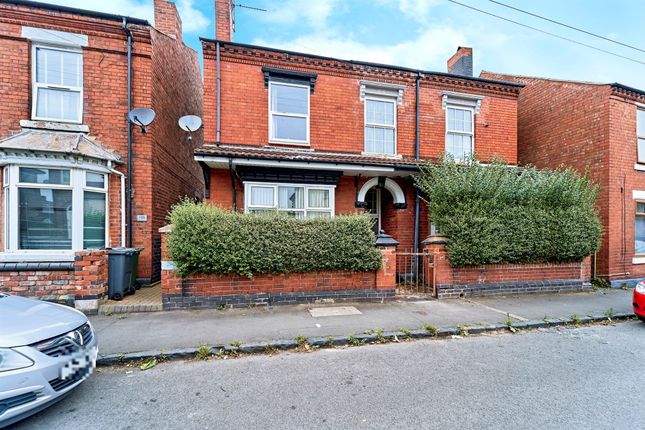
(356, 177, 406, 209)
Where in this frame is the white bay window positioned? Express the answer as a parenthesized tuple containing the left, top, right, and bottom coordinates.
(3, 166, 107, 254)
(32, 45, 83, 123)
(244, 182, 334, 219)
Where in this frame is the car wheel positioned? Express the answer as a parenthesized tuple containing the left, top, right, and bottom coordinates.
(639, 315, 645, 322)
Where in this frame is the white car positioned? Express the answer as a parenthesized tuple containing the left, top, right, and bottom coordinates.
(0, 293, 98, 427)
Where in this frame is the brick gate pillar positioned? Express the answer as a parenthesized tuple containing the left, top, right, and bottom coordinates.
(422, 234, 453, 289)
(159, 225, 182, 303)
(375, 232, 399, 290)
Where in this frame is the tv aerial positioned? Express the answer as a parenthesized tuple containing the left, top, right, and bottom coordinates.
(128, 108, 156, 133)
(178, 115, 203, 141)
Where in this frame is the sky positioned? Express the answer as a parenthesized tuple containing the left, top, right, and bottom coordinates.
(38, 0, 645, 89)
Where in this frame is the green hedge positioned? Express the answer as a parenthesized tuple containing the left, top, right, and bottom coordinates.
(414, 157, 602, 267)
(167, 202, 382, 277)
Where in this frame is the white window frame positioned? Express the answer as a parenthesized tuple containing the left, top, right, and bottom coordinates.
(244, 182, 335, 219)
(31, 44, 84, 124)
(637, 109, 645, 164)
(445, 105, 475, 160)
(3, 165, 108, 257)
(268, 81, 310, 146)
(363, 95, 397, 156)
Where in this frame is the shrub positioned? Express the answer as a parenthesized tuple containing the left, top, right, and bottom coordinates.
(414, 157, 602, 267)
(167, 201, 382, 277)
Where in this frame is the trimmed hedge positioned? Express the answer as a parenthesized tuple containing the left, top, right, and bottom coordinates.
(414, 157, 602, 267)
(167, 202, 383, 277)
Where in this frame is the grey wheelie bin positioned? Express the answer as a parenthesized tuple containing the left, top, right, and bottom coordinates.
(107, 248, 136, 300)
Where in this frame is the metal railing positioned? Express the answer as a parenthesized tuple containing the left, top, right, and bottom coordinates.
(395, 249, 436, 296)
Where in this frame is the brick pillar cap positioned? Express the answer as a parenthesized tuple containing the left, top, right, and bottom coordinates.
(159, 224, 173, 233)
(422, 234, 448, 245)
(375, 231, 399, 247)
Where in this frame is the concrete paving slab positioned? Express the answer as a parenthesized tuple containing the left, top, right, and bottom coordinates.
(90, 289, 635, 357)
(90, 299, 504, 356)
(309, 306, 362, 317)
(469, 289, 633, 321)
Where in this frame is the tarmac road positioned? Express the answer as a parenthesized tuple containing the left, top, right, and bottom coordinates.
(9, 321, 645, 430)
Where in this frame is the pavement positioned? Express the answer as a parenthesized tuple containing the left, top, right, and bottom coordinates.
(11, 322, 645, 429)
(90, 288, 634, 357)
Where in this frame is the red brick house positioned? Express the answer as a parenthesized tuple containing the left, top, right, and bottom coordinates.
(0, 0, 204, 310)
(481, 71, 645, 286)
(196, 0, 522, 256)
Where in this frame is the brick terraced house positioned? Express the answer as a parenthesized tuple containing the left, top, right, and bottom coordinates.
(481, 71, 645, 286)
(0, 0, 204, 311)
(196, 0, 522, 256)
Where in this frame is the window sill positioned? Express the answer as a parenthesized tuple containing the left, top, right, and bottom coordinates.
(0, 252, 75, 263)
(268, 139, 310, 147)
(635, 163, 645, 172)
(21, 120, 89, 133)
(633, 256, 645, 265)
(361, 152, 402, 159)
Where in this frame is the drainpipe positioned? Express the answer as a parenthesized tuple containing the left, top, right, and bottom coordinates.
(413, 72, 421, 255)
(229, 159, 236, 211)
(216, 41, 221, 145)
(122, 18, 134, 247)
(108, 161, 126, 247)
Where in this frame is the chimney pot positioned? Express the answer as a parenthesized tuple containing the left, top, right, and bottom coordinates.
(447, 47, 473, 77)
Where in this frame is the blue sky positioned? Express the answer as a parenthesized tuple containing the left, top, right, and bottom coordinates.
(43, 0, 645, 89)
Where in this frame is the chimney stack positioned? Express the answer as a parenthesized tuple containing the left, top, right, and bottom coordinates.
(153, 0, 183, 42)
(215, 0, 234, 41)
(447, 47, 473, 77)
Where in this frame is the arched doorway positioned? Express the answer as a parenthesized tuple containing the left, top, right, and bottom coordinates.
(356, 177, 406, 236)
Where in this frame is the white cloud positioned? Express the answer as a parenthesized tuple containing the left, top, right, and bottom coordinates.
(257, 0, 341, 30)
(35, 0, 209, 34)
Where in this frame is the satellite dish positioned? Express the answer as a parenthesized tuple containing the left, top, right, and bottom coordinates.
(128, 108, 156, 133)
(178, 115, 203, 141)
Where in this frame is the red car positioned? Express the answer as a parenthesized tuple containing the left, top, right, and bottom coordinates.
(635, 281, 645, 321)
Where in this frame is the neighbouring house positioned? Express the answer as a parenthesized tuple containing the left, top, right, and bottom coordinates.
(196, 0, 521, 256)
(481, 71, 645, 287)
(0, 0, 204, 311)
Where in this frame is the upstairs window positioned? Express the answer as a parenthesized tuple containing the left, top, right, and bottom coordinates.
(269, 82, 309, 144)
(32, 46, 83, 123)
(360, 80, 404, 156)
(364, 97, 396, 155)
(638, 109, 645, 163)
(442, 91, 483, 161)
(445, 106, 474, 160)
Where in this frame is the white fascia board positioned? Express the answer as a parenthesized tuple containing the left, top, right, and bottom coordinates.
(194, 155, 398, 173)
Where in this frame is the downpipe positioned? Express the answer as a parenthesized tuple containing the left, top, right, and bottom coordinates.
(122, 17, 134, 247)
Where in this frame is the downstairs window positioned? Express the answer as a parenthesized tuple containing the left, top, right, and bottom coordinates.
(244, 182, 334, 219)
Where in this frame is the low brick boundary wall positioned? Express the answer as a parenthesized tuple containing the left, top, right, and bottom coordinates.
(159, 225, 397, 310)
(0, 249, 109, 313)
(424, 236, 592, 298)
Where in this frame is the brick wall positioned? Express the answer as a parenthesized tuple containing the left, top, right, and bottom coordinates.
(0, 249, 109, 312)
(425, 237, 591, 298)
(159, 227, 396, 309)
(203, 42, 520, 164)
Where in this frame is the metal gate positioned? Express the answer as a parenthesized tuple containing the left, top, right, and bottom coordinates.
(395, 249, 436, 296)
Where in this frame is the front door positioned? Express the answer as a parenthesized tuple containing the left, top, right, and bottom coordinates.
(365, 188, 381, 235)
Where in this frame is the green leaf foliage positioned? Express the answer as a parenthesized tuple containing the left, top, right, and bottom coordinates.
(166, 201, 383, 277)
(414, 157, 602, 267)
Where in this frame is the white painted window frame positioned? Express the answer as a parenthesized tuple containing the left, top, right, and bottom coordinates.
(363, 95, 397, 156)
(3, 164, 108, 256)
(31, 44, 84, 124)
(268, 81, 310, 146)
(637, 109, 645, 164)
(244, 182, 335, 218)
(635, 199, 645, 260)
(445, 104, 475, 160)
